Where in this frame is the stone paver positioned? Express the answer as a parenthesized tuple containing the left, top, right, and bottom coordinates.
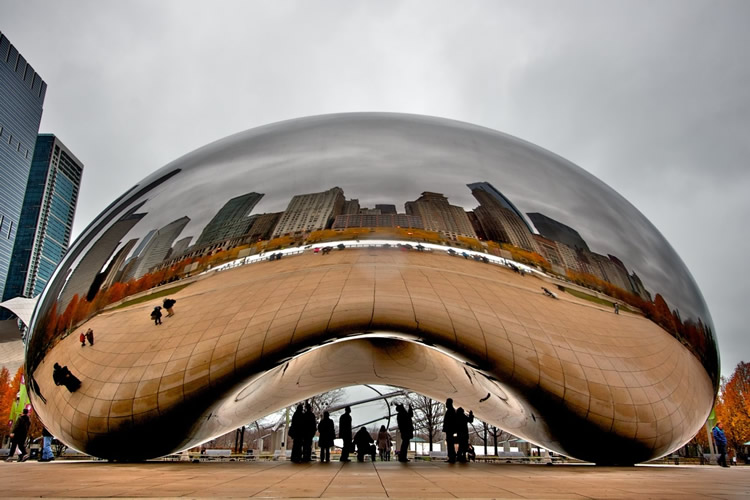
(0, 460, 747, 499)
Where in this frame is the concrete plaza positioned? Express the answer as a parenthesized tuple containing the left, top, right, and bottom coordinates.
(0, 460, 746, 499)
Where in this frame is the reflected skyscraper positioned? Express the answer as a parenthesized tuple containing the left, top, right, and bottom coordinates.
(195, 192, 263, 247)
(3, 135, 83, 303)
(57, 206, 145, 309)
(527, 212, 590, 251)
(129, 217, 190, 280)
(0, 32, 47, 296)
(469, 184, 536, 251)
(272, 187, 345, 238)
(405, 192, 476, 240)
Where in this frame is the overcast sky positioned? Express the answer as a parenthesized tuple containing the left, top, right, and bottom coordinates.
(2, 0, 748, 379)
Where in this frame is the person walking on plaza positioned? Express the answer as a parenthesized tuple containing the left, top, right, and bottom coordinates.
(614, 303, 620, 315)
(40, 427, 54, 462)
(289, 404, 304, 463)
(302, 403, 317, 462)
(79, 331, 86, 347)
(339, 406, 352, 462)
(396, 403, 414, 462)
(317, 411, 335, 463)
(151, 306, 162, 325)
(377, 424, 392, 461)
(443, 398, 457, 463)
(455, 407, 474, 463)
(85, 328, 94, 346)
(712, 422, 729, 467)
(163, 298, 177, 317)
(7, 408, 31, 462)
(353, 427, 376, 462)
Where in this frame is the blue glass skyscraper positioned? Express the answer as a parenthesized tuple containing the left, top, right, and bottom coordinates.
(0, 31, 47, 296)
(3, 135, 83, 301)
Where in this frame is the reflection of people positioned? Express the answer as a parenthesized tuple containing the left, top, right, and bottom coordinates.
(712, 422, 729, 467)
(377, 425, 392, 461)
(85, 329, 94, 346)
(339, 406, 352, 462)
(456, 407, 474, 462)
(289, 404, 304, 463)
(7, 408, 31, 462)
(53, 363, 81, 392)
(443, 398, 457, 463)
(40, 427, 54, 462)
(353, 427, 375, 462)
(302, 403, 316, 462)
(163, 298, 176, 317)
(317, 411, 335, 463)
(151, 306, 162, 325)
(396, 403, 414, 462)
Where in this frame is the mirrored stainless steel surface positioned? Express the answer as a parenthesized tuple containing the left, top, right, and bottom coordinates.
(25, 113, 718, 463)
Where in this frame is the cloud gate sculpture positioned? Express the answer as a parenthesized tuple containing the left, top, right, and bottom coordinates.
(25, 113, 718, 464)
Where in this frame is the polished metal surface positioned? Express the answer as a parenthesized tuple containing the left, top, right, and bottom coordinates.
(25, 113, 718, 463)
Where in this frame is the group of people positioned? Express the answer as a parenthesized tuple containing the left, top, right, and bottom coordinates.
(79, 328, 94, 347)
(442, 398, 474, 463)
(53, 362, 81, 392)
(289, 398, 475, 464)
(151, 297, 177, 325)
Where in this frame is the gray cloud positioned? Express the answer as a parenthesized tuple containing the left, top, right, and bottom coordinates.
(2, 0, 748, 377)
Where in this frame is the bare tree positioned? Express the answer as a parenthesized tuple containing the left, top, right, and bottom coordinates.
(399, 393, 445, 452)
(306, 388, 345, 418)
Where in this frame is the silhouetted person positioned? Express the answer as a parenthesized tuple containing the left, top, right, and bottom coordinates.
(7, 408, 31, 462)
(163, 298, 176, 317)
(614, 303, 619, 315)
(466, 444, 476, 462)
(396, 403, 414, 462)
(52, 363, 81, 392)
(353, 427, 375, 462)
(318, 411, 335, 463)
(713, 422, 729, 467)
(302, 403, 316, 462)
(377, 425, 392, 461)
(443, 398, 457, 463)
(85, 328, 94, 346)
(339, 406, 352, 462)
(151, 306, 162, 325)
(455, 407, 474, 462)
(289, 404, 304, 463)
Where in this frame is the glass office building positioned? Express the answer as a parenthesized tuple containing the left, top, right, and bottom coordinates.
(3, 135, 83, 301)
(0, 31, 47, 295)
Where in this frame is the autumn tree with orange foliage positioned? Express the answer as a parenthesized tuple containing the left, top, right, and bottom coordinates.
(715, 361, 750, 461)
(0, 367, 12, 442)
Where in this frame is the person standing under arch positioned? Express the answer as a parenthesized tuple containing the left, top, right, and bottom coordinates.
(396, 403, 414, 462)
(339, 406, 352, 462)
(317, 411, 335, 463)
(443, 398, 457, 463)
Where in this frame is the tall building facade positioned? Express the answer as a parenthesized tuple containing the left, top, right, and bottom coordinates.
(467, 182, 534, 233)
(405, 192, 476, 240)
(129, 216, 190, 280)
(0, 31, 47, 295)
(527, 212, 590, 251)
(2, 135, 83, 301)
(194, 192, 263, 247)
(272, 187, 345, 238)
(469, 185, 536, 251)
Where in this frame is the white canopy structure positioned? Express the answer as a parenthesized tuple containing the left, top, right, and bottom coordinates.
(0, 296, 38, 328)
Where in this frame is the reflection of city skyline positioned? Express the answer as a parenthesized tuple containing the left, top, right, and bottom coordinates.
(102, 181, 655, 306)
